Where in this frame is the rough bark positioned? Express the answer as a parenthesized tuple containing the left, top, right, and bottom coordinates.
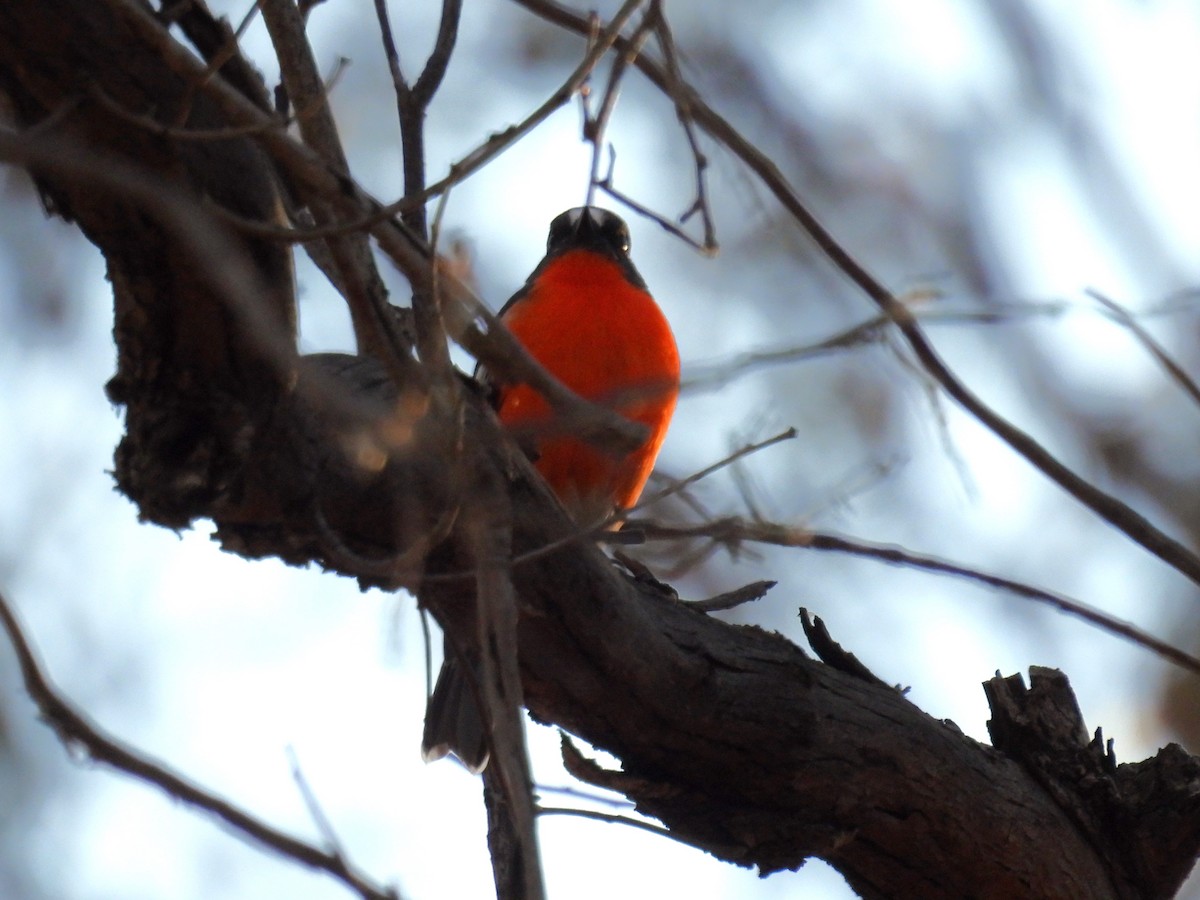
(1, 2, 1197, 898)
(0, 0, 296, 530)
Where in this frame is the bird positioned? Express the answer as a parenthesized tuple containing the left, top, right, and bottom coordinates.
(421, 206, 680, 772)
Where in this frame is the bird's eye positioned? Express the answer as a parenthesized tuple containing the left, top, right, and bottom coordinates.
(614, 223, 630, 254)
(601, 217, 630, 254)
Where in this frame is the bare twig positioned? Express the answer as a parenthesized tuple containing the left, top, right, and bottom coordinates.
(286, 746, 347, 859)
(260, 0, 347, 172)
(0, 592, 398, 900)
(596, 168, 711, 253)
(583, 0, 716, 252)
(233, 0, 263, 39)
(374, 0, 461, 376)
(618, 426, 797, 521)
(373, 0, 462, 238)
(261, 0, 399, 362)
(537, 806, 675, 841)
(630, 518, 1200, 676)
(169, 0, 273, 113)
(582, 5, 655, 207)
(430, 0, 648, 203)
(646, 1, 716, 253)
(465, 464, 546, 899)
(417, 190, 461, 378)
(682, 299, 1141, 392)
(534, 783, 635, 809)
(421, 427, 798, 585)
(214, 0, 651, 250)
(688, 579, 777, 612)
(164, 0, 265, 129)
(1088, 288, 1200, 411)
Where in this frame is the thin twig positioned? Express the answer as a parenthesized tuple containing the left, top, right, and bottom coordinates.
(170, 0, 274, 114)
(630, 518, 1200, 676)
(411, 0, 462, 107)
(682, 297, 1165, 393)
(618, 426, 797, 521)
(233, 0, 263, 40)
(432, 0, 648, 207)
(535, 784, 635, 809)
(261, 0, 399, 362)
(418, 187, 459, 374)
(647, 0, 717, 253)
(0, 592, 397, 900)
(373, 0, 462, 237)
(166, 0, 261, 128)
(595, 176, 711, 252)
(1088, 287, 1200, 410)
(582, 6, 655, 207)
(465, 463, 547, 898)
(286, 746, 347, 859)
(583, 0, 716, 252)
(537, 806, 675, 840)
(688, 579, 777, 612)
(425, 427, 796, 584)
(211, 0, 650, 248)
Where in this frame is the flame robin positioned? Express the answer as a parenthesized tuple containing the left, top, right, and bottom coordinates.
(422, 207, 680, 771)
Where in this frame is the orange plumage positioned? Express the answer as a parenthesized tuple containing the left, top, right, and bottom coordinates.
(423, 207, 679, 771)
(491, 208, 679, 524)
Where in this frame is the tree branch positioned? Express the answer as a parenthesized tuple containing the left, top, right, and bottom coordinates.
(0, 592, 399, 900)
(260, 0, 400, 363)
(631, 516, 1200, 676)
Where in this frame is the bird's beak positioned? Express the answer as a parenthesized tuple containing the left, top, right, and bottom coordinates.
(573, 207, 600, 240)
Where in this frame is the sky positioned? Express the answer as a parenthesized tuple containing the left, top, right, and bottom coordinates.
(2, 1, 1200, 898)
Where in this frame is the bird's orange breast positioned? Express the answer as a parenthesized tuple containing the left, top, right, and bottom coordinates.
(497, 249, 679, 524)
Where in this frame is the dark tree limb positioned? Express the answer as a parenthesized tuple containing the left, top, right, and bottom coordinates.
(0, 0, 299, 531)
(985, 668, 1200, 898)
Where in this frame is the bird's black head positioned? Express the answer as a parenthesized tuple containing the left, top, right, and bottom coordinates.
(546, 206, 630, 257)
(544, 207, 644, 287)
